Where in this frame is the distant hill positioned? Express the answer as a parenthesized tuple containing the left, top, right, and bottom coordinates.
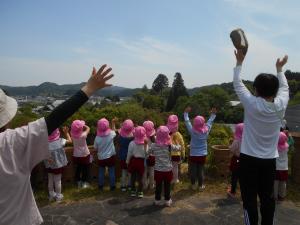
(1, 80, 255, 98)
(0, 82, 139, 97)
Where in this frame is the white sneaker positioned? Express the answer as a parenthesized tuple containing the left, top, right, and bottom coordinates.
(49, 191, 56, 201)
(55, 193, 64, 202)
(199, 185, 206, 191)
(77, 181, 82, 188)
(176, 179, 180, 183)
(165, 199, 172, 207)
(82, 182, 90, 188)
(154, 200, 162, 206)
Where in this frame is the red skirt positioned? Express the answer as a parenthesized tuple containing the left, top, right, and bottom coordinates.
(73, 155, 90, 165)
(276, 170, 288, 181)
(120, 159, 127, 169)
(128, 157, 145, 176)
(47, 167, 64, 174)
(189, 156, 206, 164)
(171, 155, 181, 162)
(147, 155, 155, 167)
(154, 170, 173, 183)
(229, 156, 240, 171)
(98, 155, 116, 167)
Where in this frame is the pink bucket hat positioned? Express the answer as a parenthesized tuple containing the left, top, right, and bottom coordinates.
(193, 116, 208, 134)
(48, 128, 60, 142)
(156, 126, 171, 146)
(97, 118, 111, 137)
(143, 120, 155, 138)
(167, 115, 178, 133)
(134, 126, 146, 145)
(71, 120, 85, 139)
(278, 132, 289, 152)
(120, 119, 134, 137)
(234, 123, 244, 141)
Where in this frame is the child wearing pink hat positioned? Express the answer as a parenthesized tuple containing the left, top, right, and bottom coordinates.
(143, 120, 156, 190)
(184, 107, 217, 191)
(149, 126, 181, 207)
(274, 131, 289, 201)
(167, 115, 185, 184)
(116, 119, 134, 192)
(227, 123, 244, 198)
(94, 118, 117, 191)
(45, 126, 72, 202)
(126, 126, 148, 198)
(71, 119, 91, 188)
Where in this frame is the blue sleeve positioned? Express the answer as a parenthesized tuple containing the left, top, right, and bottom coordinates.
(183, 112, 193, 134)
(206, 114, 216, 133)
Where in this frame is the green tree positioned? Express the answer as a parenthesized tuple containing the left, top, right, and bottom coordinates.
(166, 72, 188, 111)
(152, 74, 169, 96)
(142, 95, 164, 111)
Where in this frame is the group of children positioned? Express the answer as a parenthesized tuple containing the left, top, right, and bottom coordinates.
(44, 108, 217, 206)
(227, 123, 292, 202)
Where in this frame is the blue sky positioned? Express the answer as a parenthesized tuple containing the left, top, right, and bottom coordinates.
(1, 0, 299, 88)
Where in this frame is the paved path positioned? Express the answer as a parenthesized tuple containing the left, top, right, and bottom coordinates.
(41, 194, 300, 225)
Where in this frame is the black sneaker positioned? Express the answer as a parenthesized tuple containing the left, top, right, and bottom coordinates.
(110, 186, 116, 191)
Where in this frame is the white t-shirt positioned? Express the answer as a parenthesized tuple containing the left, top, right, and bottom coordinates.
(233, 66, 289, 159)
(0, 118, 49, 225)
(72, 133, 90, 157)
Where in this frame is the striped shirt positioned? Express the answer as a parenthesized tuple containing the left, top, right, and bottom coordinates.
(149, 143, 181, 172)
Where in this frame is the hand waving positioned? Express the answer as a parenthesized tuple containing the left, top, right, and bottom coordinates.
(82, 64, 114, 97)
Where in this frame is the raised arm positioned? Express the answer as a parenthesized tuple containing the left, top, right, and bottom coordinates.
(62, 126, 72, 144)
(183, 106, 193, 134)
(45, 65, 114, 134)
(111, 117, 118, 132)
(206, 108, 217, 132)
(82, 125, 90, 137)
(233, 50, 254, 108)
(275, 55, 289, 108)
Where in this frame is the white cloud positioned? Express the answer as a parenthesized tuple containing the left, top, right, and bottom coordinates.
(108, 36, 197, 68)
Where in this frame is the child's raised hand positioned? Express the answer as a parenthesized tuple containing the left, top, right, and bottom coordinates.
(276, 55, 288, 72)
(210, 107, 217, 114)
(62, 126, 69, 134)
(81, 64, 114, 97)
(184, 106, 192, 113)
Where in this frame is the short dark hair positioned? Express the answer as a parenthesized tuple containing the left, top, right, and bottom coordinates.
(253, 73, 279, 98)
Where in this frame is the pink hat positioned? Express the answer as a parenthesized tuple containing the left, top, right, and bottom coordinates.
(234, 123, 244, 141)
(71, 120, 85, 139)
(120, 119, 134, 137)
(167, 115, 178, 133)
(97, 118, 111, 137)
(134, 126, 146, 145)
(193, 116, 208, 134)
(278, 132, 289, 152)
(48, 128, 60, 142)
(143, 120, 155, 137)
(156, 126, 171, 146)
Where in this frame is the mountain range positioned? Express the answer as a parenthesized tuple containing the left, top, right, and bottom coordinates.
(0, 82, 139, 97)
(0, 80, 255, 97)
